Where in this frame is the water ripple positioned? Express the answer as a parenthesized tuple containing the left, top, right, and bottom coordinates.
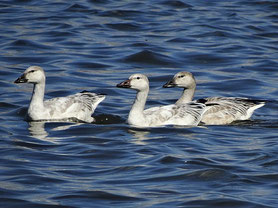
(1, 0, 278, 207)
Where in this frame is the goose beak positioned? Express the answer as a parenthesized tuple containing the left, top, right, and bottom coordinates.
(14, 74, 28, 83)
(163, 80, 176, 88)
(116, 79, 131, 88)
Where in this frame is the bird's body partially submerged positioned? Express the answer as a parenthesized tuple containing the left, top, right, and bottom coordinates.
(117, 73, 211, 127)
(14, 66, 105, 122)
(163, 71, 265, 125)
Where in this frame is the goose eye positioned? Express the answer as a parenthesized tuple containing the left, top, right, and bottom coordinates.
(136, 77, 141, 80)
(178, 75, 184, 78)
(30, 70, 35, 73)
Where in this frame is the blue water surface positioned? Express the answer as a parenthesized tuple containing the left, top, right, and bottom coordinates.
(0, 0, 278, 207)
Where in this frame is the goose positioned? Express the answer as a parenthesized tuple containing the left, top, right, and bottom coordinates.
(163, 71, 265, 125)
(116, 73, 211, 127)
(14, 66, 105, 123)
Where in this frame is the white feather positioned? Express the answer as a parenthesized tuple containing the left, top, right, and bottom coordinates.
(164, 72, 265, 125)
(117, 73, 209, 127)
(15, 66, 105, 123)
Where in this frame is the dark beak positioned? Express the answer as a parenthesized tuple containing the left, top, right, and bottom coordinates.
(14, 74, 28, 83)
(163, 80, 176, 88)
(116, 79, 131, 88)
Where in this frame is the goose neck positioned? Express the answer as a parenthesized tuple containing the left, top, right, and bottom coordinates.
(30, 82, 45, 108)
(176, 86, 195, 105)
(128, 88, 149, 120)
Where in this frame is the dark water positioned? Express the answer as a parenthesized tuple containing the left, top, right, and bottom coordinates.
(1, 0, 278, 207)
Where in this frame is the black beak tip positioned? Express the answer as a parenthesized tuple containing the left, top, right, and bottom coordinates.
(14, 77, 27, 84)
(116, 80, 131, 88)
(14, 78, 21, 84)
(116, 83, 130, 88)
(163, 83, 169, 88)
(163, 81, 175, 88)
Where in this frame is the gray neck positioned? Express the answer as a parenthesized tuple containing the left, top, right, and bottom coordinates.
(175, 86, 195, 105)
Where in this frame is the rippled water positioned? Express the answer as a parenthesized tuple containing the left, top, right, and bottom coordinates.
(1, 0, 278, 207)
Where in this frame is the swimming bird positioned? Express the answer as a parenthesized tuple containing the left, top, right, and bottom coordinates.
(116, 73, 211, 127)
(14, 66, 105, 123)
(163, 71, 265, 125)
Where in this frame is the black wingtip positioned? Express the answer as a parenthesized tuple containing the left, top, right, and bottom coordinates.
(243, 99, 267, 105)
(205, 103, 219, 107)
(80, 90, 107, 96)
(196, 98, 208, 104)
(98, 93, 107, 96)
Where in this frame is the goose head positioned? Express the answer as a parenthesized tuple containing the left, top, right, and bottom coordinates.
(14, 66, 46, 84)
(163, 71, 196, 89)
(117, 74, 149, 91)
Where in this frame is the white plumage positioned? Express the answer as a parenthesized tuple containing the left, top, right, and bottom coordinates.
(14, 66, 105, 123)
(163, 71, 265, 125)
(117, 73, 211, 127)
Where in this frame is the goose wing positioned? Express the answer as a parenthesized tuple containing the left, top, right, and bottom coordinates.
(144, 102, 207, 126)
(44, 92, 105, 116)
(196, 97, 265, 124)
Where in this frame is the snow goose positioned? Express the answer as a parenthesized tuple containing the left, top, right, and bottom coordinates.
(116, 73, 211, 127)
(14, 66, 105, 123)
(163, 71, 265, 125)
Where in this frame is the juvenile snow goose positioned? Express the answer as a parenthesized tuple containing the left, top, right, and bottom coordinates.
(116, 73, 210, 127)
(163, 71, 265, 125)
(14, 66, 105, 123)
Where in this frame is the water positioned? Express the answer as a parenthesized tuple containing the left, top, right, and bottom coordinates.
(1, 0, 278, 207)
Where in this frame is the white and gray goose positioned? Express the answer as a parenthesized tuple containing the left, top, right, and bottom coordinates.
(163, 71, 265, 125)
(14, 66, 105, 123)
